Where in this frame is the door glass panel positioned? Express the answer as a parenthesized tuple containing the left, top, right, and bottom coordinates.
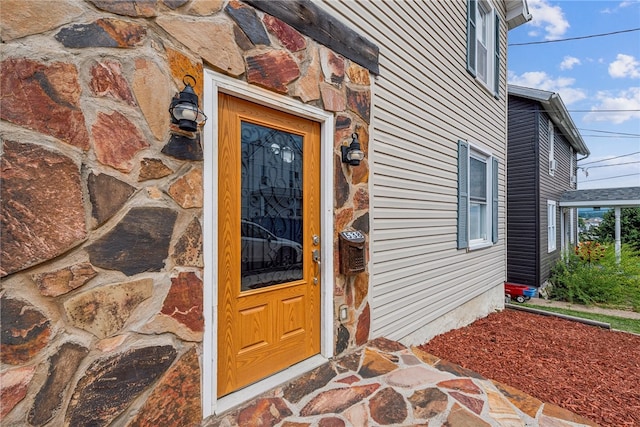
(240, 121, 303, 291)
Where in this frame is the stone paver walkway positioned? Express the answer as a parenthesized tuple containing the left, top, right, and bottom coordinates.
(524, 297, 640, 320)
(203, 338, 599, 426)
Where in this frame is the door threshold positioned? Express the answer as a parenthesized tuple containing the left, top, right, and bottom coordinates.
(215, 354, 327, 414)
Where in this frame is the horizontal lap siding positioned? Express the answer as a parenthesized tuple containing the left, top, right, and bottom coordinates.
(319, 1, 508, 341)
(539, 114, 574, 284)
(507, 98, 539, 286)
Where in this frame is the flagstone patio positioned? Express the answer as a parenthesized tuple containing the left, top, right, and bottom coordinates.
(202, 337, 599, 426)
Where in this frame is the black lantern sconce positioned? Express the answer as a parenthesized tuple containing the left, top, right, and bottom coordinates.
(169, 75, 207, 132)
(341, 132, 365, 166)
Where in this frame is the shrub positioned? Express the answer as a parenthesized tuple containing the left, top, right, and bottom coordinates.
(595, 207, 640, 251)
(549, 243, 640, 311)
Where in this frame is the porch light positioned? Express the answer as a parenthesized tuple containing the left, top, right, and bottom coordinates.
(341, 133, 365, 166)
(169, 75, 207, 132)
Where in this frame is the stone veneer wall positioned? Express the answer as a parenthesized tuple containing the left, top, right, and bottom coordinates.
(0, 0, 372, 425)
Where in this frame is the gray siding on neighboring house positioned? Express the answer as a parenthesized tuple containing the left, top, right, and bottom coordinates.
(508, 89, 583, 288)
(507, 97, 539, 286)
(538, 114, 574, 285)
(319, 1, 508, 343)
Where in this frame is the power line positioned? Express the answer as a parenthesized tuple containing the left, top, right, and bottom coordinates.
(569, 109, 640, 112)
(582, 135, 639, 139)
(582, 161, 640, 169)
(582, 173, 640, 183)
(579, 151, 640, 165)
(509, 27, 640, 46)
(578, 128, 640, 137)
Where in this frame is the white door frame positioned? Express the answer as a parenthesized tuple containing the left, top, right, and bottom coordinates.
(201, 70, 335, 417)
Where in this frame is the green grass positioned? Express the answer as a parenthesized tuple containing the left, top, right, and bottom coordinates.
(521, 303, 640, 334)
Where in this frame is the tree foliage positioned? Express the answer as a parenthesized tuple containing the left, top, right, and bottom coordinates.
(595, 207, 640, 251)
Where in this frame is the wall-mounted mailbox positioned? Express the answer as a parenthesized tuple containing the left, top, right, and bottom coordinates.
(339, 230, 366, 275)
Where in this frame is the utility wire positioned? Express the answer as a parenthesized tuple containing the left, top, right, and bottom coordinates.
(509, 27, 640, 46)
(569, 109, 640, 112)
(581, 161, 640, 169)
(582, 135, 639, 139)
(578, 128, 640, 137)
(582, 173, 640, 183)
(579, 151, 640, 165)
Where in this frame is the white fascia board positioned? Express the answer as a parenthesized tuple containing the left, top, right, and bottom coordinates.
(560, 199, 640, 208)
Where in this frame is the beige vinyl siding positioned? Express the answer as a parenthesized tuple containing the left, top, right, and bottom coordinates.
(319, 0, 508, 342)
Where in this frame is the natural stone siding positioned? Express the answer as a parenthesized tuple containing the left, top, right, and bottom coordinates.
(1, 1, 372, 424)
(65, 345, 177, 425)
(0, 297, 51, 365)
(28, 343, 89, 426)
(63, 278, 153, 338)
(0, 366, 36, 417)
(1, 140, 87, 276)
(33, 263, 98, 297)
(0, 60, 90, 149)
(85, 207, 177, 275)
(88, 173, 136, 226)
(128, 347, 202, 426)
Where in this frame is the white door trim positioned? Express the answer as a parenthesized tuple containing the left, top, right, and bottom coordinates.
(201, 70, 335, 417)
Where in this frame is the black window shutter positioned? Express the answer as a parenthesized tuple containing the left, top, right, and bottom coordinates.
(494, 12, 501, 98)
(466, 0, 477, 76)
(492, 157, 499, 243)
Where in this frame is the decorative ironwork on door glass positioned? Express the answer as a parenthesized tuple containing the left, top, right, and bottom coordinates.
(240, 121, 303, 291)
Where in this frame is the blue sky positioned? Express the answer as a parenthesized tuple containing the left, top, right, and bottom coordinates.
(507, 0, 640, 189)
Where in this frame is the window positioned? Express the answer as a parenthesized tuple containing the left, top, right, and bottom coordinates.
(548, 119, 556, 176)
(548, 200, 557, 252)
(467, 0, 500, 97)
(458, 140, 499, 249)
(470, 155, 487, 241)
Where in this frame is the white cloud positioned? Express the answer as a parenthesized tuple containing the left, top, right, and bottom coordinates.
(526, 0, 570, 40)
(508, 71, 587, 104)
(560, 56, 581, 70)
(601, 0, 640, 13)
(584, 87, 640, 124)
(609, 54, 640, 79)
(619, 1, 640, 8)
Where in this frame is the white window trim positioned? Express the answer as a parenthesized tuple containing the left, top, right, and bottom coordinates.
(548, 200, 557, 252)
(469, 150, 491, 249)
(466, 143, 496, 251)
(201, 70, 335, 417)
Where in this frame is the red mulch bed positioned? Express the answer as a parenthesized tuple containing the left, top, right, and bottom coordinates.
(418, 309, 640, 426)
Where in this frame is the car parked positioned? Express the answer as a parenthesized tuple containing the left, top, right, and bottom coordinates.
(241, 220, 303, 271)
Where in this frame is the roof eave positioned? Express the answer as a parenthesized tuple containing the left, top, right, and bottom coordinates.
(548, 93, 591, 156)
(508, 85, 590, 156)
(506, 0, 532, 30)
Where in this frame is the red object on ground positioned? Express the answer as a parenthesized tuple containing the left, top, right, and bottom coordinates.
(504, 282, 536, 303)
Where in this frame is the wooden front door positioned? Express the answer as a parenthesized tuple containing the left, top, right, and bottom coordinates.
(217, 94, 321, 397)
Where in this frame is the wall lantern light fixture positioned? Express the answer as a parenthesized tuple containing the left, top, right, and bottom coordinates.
(169, 75, 207, 132)
(341, 132, 365, 166)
